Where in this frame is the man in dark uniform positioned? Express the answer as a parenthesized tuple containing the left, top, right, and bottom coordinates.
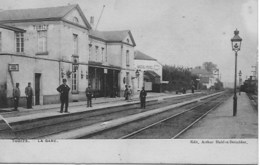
(13, 83, 20, 111)
(57, 79, 70, 113)
(124, 85, 129, 100)
(139, 87, 147, 109)
(85, 84, 93, 107)
(25, 82, 33, 109)
(191, 80, 195, 93)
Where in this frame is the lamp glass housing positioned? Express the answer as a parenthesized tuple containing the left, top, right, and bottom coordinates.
(239, 70, 242, 76)
(231, 29, 242, 52)
(135, 70, 140, 77)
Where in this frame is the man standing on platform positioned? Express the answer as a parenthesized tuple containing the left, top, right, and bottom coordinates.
(57, 79, 70, 113)
(139, 87, 147, 109)
(124, 85, 129, 100)
(25, 82, 33, 109)
(85, 84, 93, 107)
(13, 83, 20, 111)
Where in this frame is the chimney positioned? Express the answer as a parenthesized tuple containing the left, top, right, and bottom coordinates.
(90, 16, 94, 28)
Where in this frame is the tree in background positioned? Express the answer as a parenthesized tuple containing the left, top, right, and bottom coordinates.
(162, 65, 198, 92)
(202, 62, 217, 73)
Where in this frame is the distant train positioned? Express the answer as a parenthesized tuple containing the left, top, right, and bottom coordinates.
(240, 78, 258, 94)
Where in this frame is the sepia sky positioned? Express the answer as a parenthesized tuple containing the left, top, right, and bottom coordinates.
(0, 0, 258, 83)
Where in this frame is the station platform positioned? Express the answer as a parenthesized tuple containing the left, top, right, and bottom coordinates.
(0, 91, 201, 139)
(0, 92, 171, 114)
(179, 92, 258, 139)
(0, 91, 193, 125)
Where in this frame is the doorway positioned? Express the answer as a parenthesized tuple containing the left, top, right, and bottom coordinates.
(35, 73, 41, 105)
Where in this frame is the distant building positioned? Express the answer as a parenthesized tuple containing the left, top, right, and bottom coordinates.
(191, 67, 216, 89)
(134, 50, 162, 92)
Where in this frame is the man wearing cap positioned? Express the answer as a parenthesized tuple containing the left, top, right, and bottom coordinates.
(139, 87, 147, 109)
(85, 84, 93, 107)
(25, 82, 33, 109)
(57, 79, 70, 113)
(13, 83, 20, 111)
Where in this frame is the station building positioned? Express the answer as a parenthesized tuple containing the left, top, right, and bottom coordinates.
(0, 4, 136, 108)
(88, 30, 136, 97)
(134, 50, 162, 92)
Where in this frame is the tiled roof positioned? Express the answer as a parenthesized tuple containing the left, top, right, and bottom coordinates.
(0, 4, 91, 29)
(89, 30, 136, 46)
(134, 50, 156, 61)
(0, 5, 77, 22)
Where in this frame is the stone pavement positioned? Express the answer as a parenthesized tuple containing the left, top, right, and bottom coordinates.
(178, 92, 258, 139)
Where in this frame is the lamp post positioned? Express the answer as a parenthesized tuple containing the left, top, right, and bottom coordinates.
(135, 69, 140, 90)
(231, 29, 242, 116)
(239, 70, 242, 95)
(196, 78, 200, 90)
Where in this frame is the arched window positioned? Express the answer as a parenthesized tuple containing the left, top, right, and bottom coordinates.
(73, 17, 79, 23)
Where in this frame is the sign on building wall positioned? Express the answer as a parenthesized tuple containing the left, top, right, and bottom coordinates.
(137, 64, 161, 71)
(8, 64, 19, 71)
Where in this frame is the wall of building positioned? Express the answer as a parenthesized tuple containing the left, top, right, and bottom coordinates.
(106, 43, 122, 67)
(89, 38, 107, 64)
(0, 28, 16, 53)
(134, 59, 163, 92)
(135, 60, 162, 80)
(0, 19, 90, 107)
(121, 44, 134, 69)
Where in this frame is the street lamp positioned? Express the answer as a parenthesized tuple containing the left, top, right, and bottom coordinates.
(239, 70, 242, 95)
(196, 78, 200, 90)
(231, 29, 242, 116)
(135, 69, 141, 89)
(135, 69, 140, 77)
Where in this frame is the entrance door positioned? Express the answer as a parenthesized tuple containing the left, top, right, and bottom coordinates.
(35, 73, 41, 105)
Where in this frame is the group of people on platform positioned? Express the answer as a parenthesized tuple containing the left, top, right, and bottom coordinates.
(12, 78, 147, 112)
(12, 82, 33, 111)
(124, 85, 147, 108)
(56, 79, 147, 112)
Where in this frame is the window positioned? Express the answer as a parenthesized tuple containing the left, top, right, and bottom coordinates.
(126, 39, 129, 43)
(126, 50, 130, 66)
(16, 32, 24, 53)
(138, 76, 140, 88)
(37, 31, 47, 52)
(0, 32, 2, 52)
(89, 44, 92, 60)
(73, 17, 79, 24)
(72, 56, 79, 93)
(95, 46, 99, 61)
(126, 72, 129, 85)
(101, 47, 104, 62)
(105, 48, 108, 62)
(73, 34, 78, 55)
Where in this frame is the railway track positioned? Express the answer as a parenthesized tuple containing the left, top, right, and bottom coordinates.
(83, 92, 230, 139)
(2, 93, 207, 139)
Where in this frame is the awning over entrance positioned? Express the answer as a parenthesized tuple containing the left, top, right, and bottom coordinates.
(144, 70, 161, 84)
